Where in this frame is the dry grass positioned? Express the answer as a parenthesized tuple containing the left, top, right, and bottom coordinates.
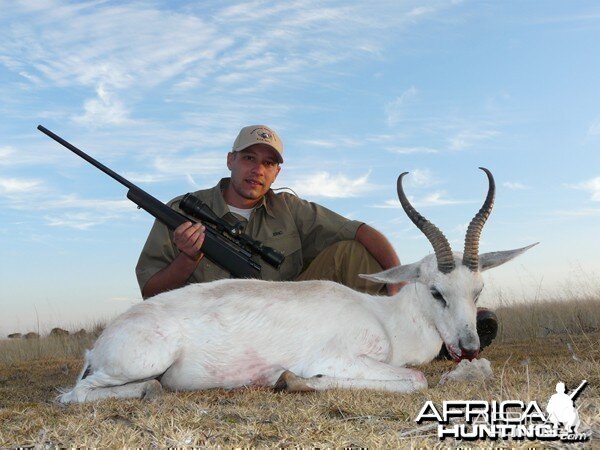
(1, 299, 598, 448)
(496, 298, 600, 342)
(0, 333, 99, 365)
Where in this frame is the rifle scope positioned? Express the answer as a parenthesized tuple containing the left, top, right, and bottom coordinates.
(180, 193, 285, 269)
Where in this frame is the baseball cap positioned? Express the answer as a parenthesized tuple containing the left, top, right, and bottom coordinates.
(231, 125, 284, 163)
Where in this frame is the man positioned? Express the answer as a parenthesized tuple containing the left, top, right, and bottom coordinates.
(136, 125, 402, 299)
(546, 382, 581, 433)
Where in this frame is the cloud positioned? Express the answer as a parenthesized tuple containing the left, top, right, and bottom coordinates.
(0, 0, 465, 162)
(72, 83, 133, 126)
(290, 171, 376, 198)
(44, 211, 120, 230)
(406, 169, 439, 187)
(416, 191, 470, 206)
(0, 146, 16, 160)
(1, 1, 448, 107)
(503, 181, 528, 190)
(588, 118, 600, 136)
(528, 11, 600, 25)
(385, 86, 418, 126)
(373, 191, 471, 208)
(153, 153, 225, 176)
(553, 208, 600, 217)
(448, 129, 499, 151)
(1, 2, 228, 91)
(568, 176, 600, 201)
(41, 196, 137, 229)
(1, 181, 138, 229)
(407, 7, 436, 18)
(387, 146, 438, 154)
(372, 199, 401, 209)
(19, 70, 43, 84)
(0, 173, 144, 229)
(0, 142, 66, 166)
(42, 195, 134, 211)
(0, 177, 43, 195)
(296, 137, 365, 150)
(298, 133, 412, 150)
(0, 0, 469, 218)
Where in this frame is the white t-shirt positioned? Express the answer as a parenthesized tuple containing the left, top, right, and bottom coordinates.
(227, 204, 254, 221)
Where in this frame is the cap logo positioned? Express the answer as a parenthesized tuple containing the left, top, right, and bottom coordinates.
(252, 127, 275, 143)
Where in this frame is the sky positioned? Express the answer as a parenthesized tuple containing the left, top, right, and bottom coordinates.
(1, 0, 599, 336)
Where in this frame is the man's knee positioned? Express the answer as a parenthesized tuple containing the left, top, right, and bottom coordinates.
(297, 240, 385, 294)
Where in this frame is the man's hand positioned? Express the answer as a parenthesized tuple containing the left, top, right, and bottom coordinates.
(173, 221, 206, 261)
(355, 224, 404, 297)
(142, 221, 206, 299)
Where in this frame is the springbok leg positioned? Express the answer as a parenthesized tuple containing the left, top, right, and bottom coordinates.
(58, 371, 163, 403)
(275, 356, 427, 393)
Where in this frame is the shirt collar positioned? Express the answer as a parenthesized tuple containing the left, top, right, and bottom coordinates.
(212, 178, 276, 219)
(202, 178, 230, 218)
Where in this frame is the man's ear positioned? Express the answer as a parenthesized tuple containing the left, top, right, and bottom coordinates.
(359, 262, 420, 284)
(226, 152, 235, 170)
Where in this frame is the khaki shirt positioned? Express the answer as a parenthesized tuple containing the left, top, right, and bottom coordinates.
(135, 178, 363, 291)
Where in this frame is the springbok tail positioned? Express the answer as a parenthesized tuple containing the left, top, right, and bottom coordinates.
(55, 350, 93, 403)
(78, 350, 93, 381)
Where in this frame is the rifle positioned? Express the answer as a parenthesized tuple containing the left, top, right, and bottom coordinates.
(568, 380, 587, 401)
(37, 125, 285, 279)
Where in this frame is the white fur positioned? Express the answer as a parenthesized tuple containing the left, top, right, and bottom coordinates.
(58, 245, 535, 403)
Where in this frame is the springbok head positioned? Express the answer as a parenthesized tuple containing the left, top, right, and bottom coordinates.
(361, 168, 537, 361)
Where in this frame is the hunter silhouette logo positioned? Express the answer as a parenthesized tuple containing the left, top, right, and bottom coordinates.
(546, 380, 587, 434)
(415, 379, 590, 442)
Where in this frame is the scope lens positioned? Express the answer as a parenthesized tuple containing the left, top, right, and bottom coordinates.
(261, 247, 285, 268)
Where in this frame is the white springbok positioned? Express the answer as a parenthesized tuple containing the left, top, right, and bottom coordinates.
(59, 168, 536, 403)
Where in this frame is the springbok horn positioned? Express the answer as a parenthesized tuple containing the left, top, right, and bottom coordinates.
(462, 167, 495, 271)
(397, 172, 455, 274)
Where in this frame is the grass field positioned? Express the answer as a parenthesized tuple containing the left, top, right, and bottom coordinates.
(0, 298, 598, 448)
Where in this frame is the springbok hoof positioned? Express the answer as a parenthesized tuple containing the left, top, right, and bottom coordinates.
(142, 379, 163, 400)
(273, 370, 315, 393)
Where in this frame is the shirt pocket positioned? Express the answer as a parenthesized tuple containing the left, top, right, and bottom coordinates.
(260, 231, 303, 281)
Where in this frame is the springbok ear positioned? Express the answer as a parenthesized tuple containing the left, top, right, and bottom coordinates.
(359, 262, 420, 284)
(479, 242, 539, 272)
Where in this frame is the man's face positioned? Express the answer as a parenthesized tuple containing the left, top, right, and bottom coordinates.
(226, 144, 281, 205)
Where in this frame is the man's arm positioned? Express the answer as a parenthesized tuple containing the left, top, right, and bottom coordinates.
(354, 223, 405, 295)
(141, 222, 205, 299)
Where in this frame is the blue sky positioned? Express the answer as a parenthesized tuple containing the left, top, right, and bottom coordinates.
(1, 0, 599, 335)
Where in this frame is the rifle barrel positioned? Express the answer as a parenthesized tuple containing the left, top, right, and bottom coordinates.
(37, 125, 136, 191)
(569, 380, 587, 400)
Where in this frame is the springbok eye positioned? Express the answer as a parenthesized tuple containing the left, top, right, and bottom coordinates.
(430, 289, 447, 306)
